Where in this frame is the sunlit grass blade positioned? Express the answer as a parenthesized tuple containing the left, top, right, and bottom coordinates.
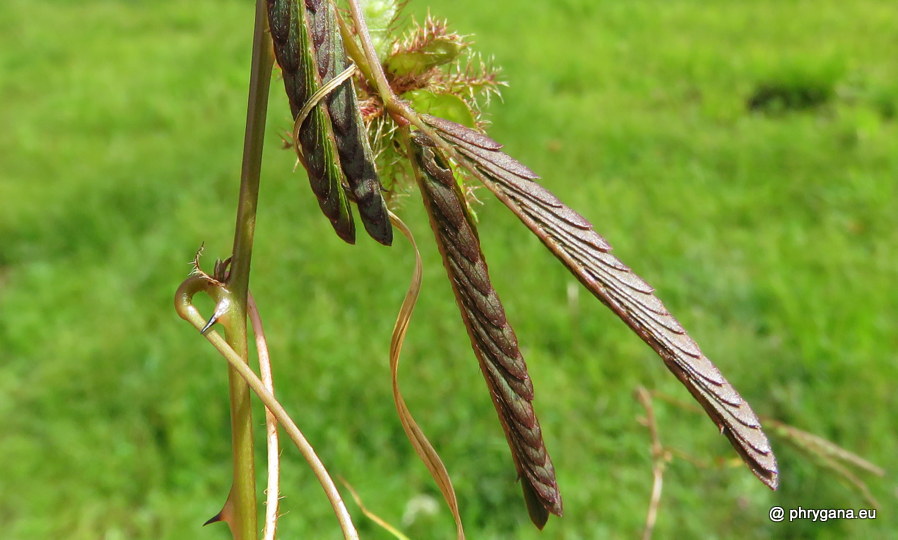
(423, 115, 779, 491)
(267, 0, 355, 243)
(339, 477, 411, 540)
(764, 418, 883, 507)
(308, 0, 392, 245)
(410, 133, 563, 528)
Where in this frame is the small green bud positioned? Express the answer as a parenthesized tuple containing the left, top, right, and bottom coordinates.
(386, 34, 466, 76)
(401, 90, 476, 127)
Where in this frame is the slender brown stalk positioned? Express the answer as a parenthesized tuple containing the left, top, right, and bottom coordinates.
(636, 387, 667, 540)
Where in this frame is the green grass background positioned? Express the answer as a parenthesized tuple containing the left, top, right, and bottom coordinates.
(1, 0, 895, 538)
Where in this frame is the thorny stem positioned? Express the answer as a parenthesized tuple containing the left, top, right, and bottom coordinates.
(175, 278, 360, 539)
(218, 0, 274, 537)
(173, 2, 454, 538)
(180, 2, 537, 537)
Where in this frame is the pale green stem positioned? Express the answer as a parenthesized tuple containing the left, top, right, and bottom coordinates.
(344, 0, 395, 106)
(339, 0, 452, 154)
(248, 293, 281, 540)
(336, 9, 379, 88)
(175, 278, 360, 539)
(220, 0, 274, 537)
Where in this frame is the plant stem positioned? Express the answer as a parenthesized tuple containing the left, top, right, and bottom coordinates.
(175, 277, 360, 539)
(221, 1, 274, 538)
(248, 293, 282, 540)
(339, 0, 445, 144)
(336, 11, 378, 89)
(344, 0, 394, 105)
(636, 387, 666, 540)
(231, 0, 273, 297)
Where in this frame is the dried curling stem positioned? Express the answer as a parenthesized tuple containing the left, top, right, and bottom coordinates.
(175, 276, 359, 539)
(387, 210, 466, 539)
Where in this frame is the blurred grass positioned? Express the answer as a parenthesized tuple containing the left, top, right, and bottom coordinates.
(1, 0, 895, 538)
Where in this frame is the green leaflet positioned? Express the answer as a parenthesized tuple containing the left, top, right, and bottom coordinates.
(402, 90, 476, 128)
(386, 33, 465, 75)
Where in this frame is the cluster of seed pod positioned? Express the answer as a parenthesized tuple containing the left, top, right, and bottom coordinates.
(267, 0, 392, 245)
(264, 0, 777, 529)
(420, 115, 779, 493)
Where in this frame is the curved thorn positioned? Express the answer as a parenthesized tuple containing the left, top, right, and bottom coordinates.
(203, 511, 224, 526)
(201, 296, 233, 335)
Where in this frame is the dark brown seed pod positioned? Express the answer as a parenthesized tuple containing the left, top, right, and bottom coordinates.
(267, 0, 355, 243)
(424, 115, 780, 491)
(306, 0, 392, 245)
(412, 133, 563, 528)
